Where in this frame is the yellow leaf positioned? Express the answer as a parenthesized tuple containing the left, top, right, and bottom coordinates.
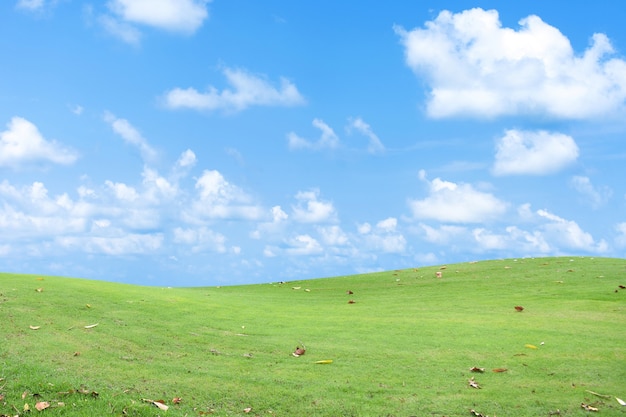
(525, 344, 538, 349)
(314, 360, 333, 364)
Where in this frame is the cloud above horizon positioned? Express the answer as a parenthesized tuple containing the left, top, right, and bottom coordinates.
(395, 8, 626, 119)
(0, 117, 79, 168)
(492, 129, 579, 176)
(164, 67, 305, 112)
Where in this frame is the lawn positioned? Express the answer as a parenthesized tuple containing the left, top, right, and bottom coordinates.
(1, 256, 625, 416)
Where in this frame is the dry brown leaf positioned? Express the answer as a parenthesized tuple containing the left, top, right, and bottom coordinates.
(581, 403, 599, 412)
(492, 368, 508, 373)
(35, 401, 50, 411)
(348, 300, 356, 304)
(172, 397, 182, 404)
(469, 366, 485, 373)
(515, 305, 524, 311)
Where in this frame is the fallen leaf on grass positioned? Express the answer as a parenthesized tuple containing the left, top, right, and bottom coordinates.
(36, 288, 43, 292)
(470, 410, 489, 417)
(29, 325, 40, 330)
(469, 367, 485, 373)
(172, 397, 182, 404)
(525, 344, 538, 349)
(292, 346, 306, 357)
(22, 391, 28, 399)
(514, 305, 524, 311)
(314, 360, 333, 364)
(142, 399, 168, 411)
(243, 407, 252, 413)
(492, 368, 508, 373)
(346, 290, 353, 294)
(347, 300, 356, 304)
(35, 401, 50, 411)
(84, 323, 99, 329)
(616, 397, 626, 406)
(581, 403, 599, 412)
(468, 377, 481, 389)
(619, 285, 626, 289)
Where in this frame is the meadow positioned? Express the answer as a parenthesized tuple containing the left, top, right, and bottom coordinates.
(1, 256, 625, 416)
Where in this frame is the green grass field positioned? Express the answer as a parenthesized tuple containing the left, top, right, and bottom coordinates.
(1, 256, 625, 416)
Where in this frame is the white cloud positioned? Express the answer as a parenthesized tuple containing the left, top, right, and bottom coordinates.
(615, 223, 626, 248)
(165, 67, 305, 112)
(173, 226, 226, 253)
(358, 217, 406, 254)
(0, 117, 79, 168)
(409, 171, 508, 223)
(288, 119, 339, 151)
(104, 112, 158, 163)
(395, 8, 626, 119)
(285, 234, 323, 256)
(347, 117, 385, 154)
(318, 225, 349, 246)
(99, 14, 142, 45)
(418, 223, 466, 245)
(16, 0, 45, 11)
(186, 169, 262, 221)
(56, 233, 163, 255)
(570, 176, 612, 208)
(492, 129, 579, 176)
(291, 189, 337, 223)
(106, 0, 209, 34)
(536, 208, 607, 252)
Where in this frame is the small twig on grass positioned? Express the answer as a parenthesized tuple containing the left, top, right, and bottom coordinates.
(586, 390, 611, 399)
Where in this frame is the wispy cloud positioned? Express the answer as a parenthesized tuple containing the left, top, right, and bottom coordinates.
(288, 119, 339, 151)
(164, 67, 305, 112)
(103, 112, 158, 163)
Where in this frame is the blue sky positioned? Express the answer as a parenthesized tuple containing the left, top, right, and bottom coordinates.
(1, 0, 626, 287)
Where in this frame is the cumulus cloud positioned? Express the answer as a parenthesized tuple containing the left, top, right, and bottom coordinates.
(104, 112, 158, 163)
(164, 67, 305, 112)
(395, 8, 626, 119)
(492, 129, 579, 176)
(285, 234, 323, 256)
(347, 117, 385, 154)
(291, 189, 337, 223)
(186, 170, 262, 221)
(535, 208, 607, 252)
(358, 217, 406, 254)
(569, 176, 612, 208)
(409, 170, 508, 223)
(0, 117, 79, 168)
(101, 0, 209, 43)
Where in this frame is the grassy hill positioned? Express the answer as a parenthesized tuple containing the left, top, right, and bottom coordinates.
(1, 256, 625, 416)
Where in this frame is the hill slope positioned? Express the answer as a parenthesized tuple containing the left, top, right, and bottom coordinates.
(1, 256, 625, 416)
